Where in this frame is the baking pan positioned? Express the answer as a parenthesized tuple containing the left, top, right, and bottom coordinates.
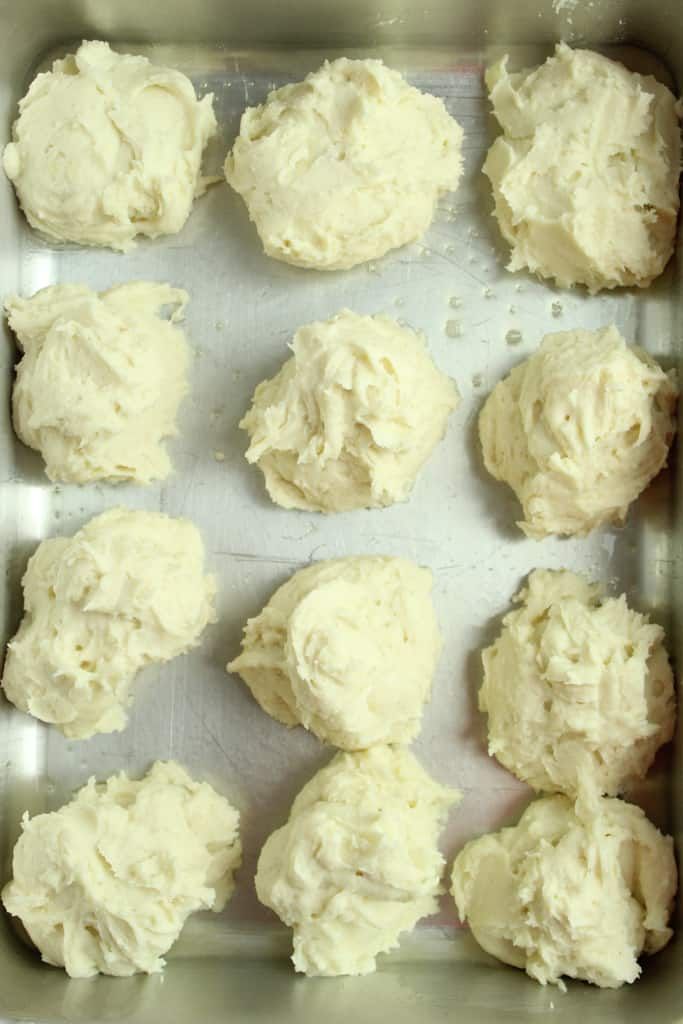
(0, 0, 682, 1021)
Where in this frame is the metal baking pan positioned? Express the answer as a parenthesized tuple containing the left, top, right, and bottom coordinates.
(0, 1, 681, 1021)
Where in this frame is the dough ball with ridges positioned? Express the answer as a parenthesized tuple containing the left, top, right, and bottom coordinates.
(3, 41, 217, 250)
(228, 556, 441, 749)
(2, 761, 241, 977)
(484, 44, 681, 293)
(451, 793, 677, 988)
(256, 747, 459, 976)
(479, 325, 677, 538)
(240, 309, 459, 512)
(2, 508, 216, 739)
(480, 569, 675, 797)
(225, 58, 463, 270)
(8, 282, 190, 484)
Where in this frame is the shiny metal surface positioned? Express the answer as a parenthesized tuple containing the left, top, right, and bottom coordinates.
(0, 1, 682, 1022)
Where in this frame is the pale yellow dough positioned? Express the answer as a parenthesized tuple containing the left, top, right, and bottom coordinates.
(3, 41, 217, 250)
(240, 309, 459, 512)
(225, 58, 463, 270)
(2, 761, 241, 978)
(256, 747, 459, 976)
(451, 793, 677, 989)
(228, 557, 441, 749)
(7, 283, 190, 484)
(479, 326, 677, 538)
(2, 508, 216, 738)
(484, 44, 681, 292)
(480, 569, 675, 797)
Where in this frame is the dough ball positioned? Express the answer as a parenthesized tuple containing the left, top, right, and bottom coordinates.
(240, 309, 459, 512)
(225, 57, 463, 270)
(479, 326, 677, 538)
(483, 44, 681, 292)
(2, 761, 241, 977)
(480, 569, 675, 797)
(256, 746, 459, 976)
(228, 556, 441, 749)
(2, 508, 216, 739)
(3, 40, 217, 250)
(8, 283, 190, 484)
(451, 793, 677, 988)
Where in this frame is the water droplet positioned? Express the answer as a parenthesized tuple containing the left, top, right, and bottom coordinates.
(445, 244, 456, 256)
(472, 373, 483, 388)
(551, 301, 563, 318)
(367, 262, 378, 274)
(449, 296, 462, 309)
(445, 320, 462, 339)
(506, 329, 523, 345)
(483, 287, 493, 298)
(515, 283, 523, 293)
(215, 320, 224, 331)
(395, 297, 405, 307)
(214, 451, 226, 463)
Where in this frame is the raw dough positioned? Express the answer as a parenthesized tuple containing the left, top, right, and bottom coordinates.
(256, 746, 459, 976)
(480, 569, 675, 797)
(8, 283, 190, 484)
(240, 309, 459, 512)
(2, 508, 216, 739)
(228, 556, 441, 749)
(225, 57, 463, 270)
(479, 325, 677, 538)
(2, 761, 241, 977)
(451, 793, 677, 988)
(483, 44, 681, 292)
(3, 40, 217, 250)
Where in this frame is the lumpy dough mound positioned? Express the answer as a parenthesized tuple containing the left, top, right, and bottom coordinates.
(228, 556, 442, 749)
(239, 309, 459, 512)
(3, 41, 217, 249)
(2, 761, 241, 977)
(478, 325, 677, 538)
(225, 58, 463, 270)
(451, 793, 677, 989)
(256, 747, 459, 976)
(8, 282, 190, 484)
(480, 569, 675, 797)
(2, 508, 216, 738)
(483, 44, 681, 292)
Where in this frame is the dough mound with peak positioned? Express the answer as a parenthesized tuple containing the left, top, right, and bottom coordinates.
(240, 309, 459, 512)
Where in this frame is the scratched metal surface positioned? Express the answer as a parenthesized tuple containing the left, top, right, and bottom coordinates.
(0, 42, 678, 960)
